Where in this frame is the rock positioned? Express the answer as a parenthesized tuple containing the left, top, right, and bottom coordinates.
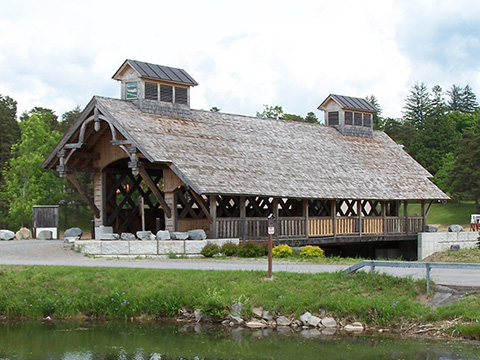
(0, 230, 15, 241)
(231, 302, 244, 316)
(15, 227, 31, 240)
(450, 244, 461, 251)
(121, 233, 136, 241)
(100, 233, 120, 240)
(171, 232, 189, 240)
(194, 309, 202, 322)
(300, 312, 312, 326)
(64, 227, 82, 239)
(291, 319, 302, 328)
(245, 321, 267, 329)
(300, 329, 322, 338)
(252, 306, 263, 318)
(321, 317, 337, 328)
(448, 224, 465, 232)
(156, 230, 171, 240)
(309, 315, 322, 327)
(63, 237, 77, 243)
(276, 316, 291, 327)
(344, 323, 364, 332)
(425, 225, 438, 232)
(321, 327, 337, 335)
(136, 231, 155, 240)
(188, 229, 207, 240)
(37, 230, 53, 240)
(262, 310, 273, 321)
(227, 315, 244, 325)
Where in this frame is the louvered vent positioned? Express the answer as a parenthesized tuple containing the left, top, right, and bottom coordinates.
(354, 113, 362, 126)
(160, 84, 173, 102)
(363, 114, 372, 127)
(175, 87, 188, 105)
(345, 111, 353, 125)
(328, 111, 339, 126)
(145, 82, 158, 100)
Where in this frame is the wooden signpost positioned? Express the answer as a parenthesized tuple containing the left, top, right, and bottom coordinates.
(267, 214, 274, 279)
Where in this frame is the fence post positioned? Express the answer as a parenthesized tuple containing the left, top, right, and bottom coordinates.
(426, 263, 431, 295)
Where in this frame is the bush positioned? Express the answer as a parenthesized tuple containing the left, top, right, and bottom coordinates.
(272, 244, 292, 258)
(220, 242, 237, 256)
(200, 243, 220, 258)
(237, 240, 265, 258)
(300, 245, 324, 259)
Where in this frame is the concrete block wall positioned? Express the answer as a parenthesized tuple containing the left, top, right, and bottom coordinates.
(75, 239, 240, 257)
(418, 232, 478, 260)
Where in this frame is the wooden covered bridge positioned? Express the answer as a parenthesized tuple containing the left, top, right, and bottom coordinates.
(42, 60, 448, 255)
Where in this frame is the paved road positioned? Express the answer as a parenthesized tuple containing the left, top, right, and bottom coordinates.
(1, 240, 479, 287)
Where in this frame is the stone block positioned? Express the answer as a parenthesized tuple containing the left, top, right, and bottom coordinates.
(102, 241, 129, 255)
(129, 241, 157, 255)
(64, 227, 83, 239)
(77, 240, 101, 255)
(185, 240, 207, 254)
(37, 230, 53, 240)
(156, 230, 171, 240)
(15, 227, 31, 240)
(188, 229, 206, 240)
(0, 229, 15, 241)
(157, 240, 184, 255)
(95, 226, 113, 239)
(171, 232, 189, 240)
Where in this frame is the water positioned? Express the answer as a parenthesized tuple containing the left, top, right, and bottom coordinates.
(0, 320, 479, 359)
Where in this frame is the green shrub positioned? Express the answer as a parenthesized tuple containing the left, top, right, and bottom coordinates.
(300, 245, 324, 259)
(220, 242, 237, 256)
(200, 243, 220, 258)
(237, 240, 265, 257)
(272, 244, 292, 258)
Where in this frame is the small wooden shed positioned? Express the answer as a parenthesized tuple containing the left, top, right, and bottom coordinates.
(42, 59, 448, 251)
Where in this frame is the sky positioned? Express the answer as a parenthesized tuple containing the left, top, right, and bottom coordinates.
(1, 0, 480, 121)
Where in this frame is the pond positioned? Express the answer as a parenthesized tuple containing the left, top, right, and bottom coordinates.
(0, 320, 479, 359)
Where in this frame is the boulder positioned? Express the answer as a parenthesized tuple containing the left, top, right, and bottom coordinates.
(245, 321, 267, 329)
(425, 225, 438, 232)
(230, 302, 244, 316)
(64, 227, 83, 239)
(15, 227, 31, 240)
(188, 229, 207, 240)
(276, 316, 291, 327)
(252, 306, 263, 318)
(321, 317, 337, 328)
(300, 312, 312, 326)
(448, 224, 465, 232)
(136, 231, 155, 240)
(227, 315, 244, 325)
(0, 230, 15, 241)
(37, 230, 53, 240)
(262, 310, 273, 321)
(344, 322, 364, 332)
(171, 232, 189, 240)
(450, 244, 461, 251)
(156, 230, 171, 240)
(100, 233, 120, 240)
(194, 309, 202, 322)
(121, 233, 136, 241)
(309, 315, 322, 327)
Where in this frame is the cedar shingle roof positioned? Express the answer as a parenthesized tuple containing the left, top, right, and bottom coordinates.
(72, 96, 446, 201)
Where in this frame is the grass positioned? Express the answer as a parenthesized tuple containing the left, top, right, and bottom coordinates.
(407, 201, 477, 230)
(1, 264, 480, 334)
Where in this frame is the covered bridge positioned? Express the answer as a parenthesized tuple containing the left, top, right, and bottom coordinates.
(42, 59, 448, 257)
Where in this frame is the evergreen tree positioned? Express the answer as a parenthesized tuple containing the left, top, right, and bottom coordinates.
(304, 112, 319, 124)
(58, 105, 81, 133)
(403, 82, 431, 131)
(384, 118, 416, 150)
(366, 95, 384, 130)
(447, 85, 478, 113)
(462, 85, 478, 113)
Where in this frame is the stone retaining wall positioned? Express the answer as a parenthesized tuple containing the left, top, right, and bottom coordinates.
(75, 239, 239, 257)
(417, 232, 478, 260)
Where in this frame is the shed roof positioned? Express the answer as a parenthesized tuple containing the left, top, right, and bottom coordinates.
(318, 94, 377, 113)
(112, 59, 198, 86)
(45, 96, 447, 201)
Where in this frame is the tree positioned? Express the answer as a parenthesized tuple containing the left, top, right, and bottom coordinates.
(304, 112, 319, 124)
(449, 130, 480, 212)
(0, 95, 20, 227)
(256, 105, 285, 120)
(462, 85, 478, 113)
(20, 107, 59, 131)
(365, 95, 384, 130)
(403, 82, 431, 131)
(383, 118, 416, 150)
(209, 106, 221, 112)
(447, 85, 478, 113)
(58, 105, 81, 133)
(2, 113, 64, 229)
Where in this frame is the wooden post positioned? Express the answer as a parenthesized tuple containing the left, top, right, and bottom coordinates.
(273, 198, 279, 241)
(240, 196, 246, 240)
(209, 195, 217, 238)
(303, 199, 309, 239)
(137, 164, 171, 218)
(267, 214, 274, 279)
(357, 200, 363, 236)
(381, 200, 386, 234)
(332, 199, 337, 238)
(404, 201, 409, 234)
(421, 200, 426, 232)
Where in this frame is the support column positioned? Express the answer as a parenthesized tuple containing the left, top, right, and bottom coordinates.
(209, 195, 217, 238)
(332, 199, 337, 237)
(357, 200, 363, 236)
(421, 200, 426, 232)
(273, 198, 279, 241)
(303, 199, 309, 239)
(381, 200, 386, 234)
(164, 191, 176, 232)
(240, 196, 246, 240)
(404, 201, 409, 234)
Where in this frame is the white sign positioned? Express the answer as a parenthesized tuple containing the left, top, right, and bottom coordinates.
(268, 227, 274, 235)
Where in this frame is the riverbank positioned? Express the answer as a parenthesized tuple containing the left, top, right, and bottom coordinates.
(1, 265, 479, 339)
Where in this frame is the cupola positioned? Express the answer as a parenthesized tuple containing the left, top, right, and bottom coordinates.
(318, 94, 376, 137)
(112, 59, 198, 117)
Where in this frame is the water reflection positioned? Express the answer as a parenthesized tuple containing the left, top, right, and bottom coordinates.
(0, 320, 478, 359)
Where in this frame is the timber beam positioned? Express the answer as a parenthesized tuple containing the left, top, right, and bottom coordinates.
(65, 172, 100, 218)
(190, 190, 213, 223)
(137, 164, 172, 218)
